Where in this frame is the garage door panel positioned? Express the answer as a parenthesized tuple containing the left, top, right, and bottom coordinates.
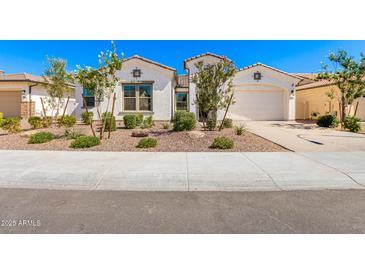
(229, 90, 284, 120)
(0, 91, 22, 117)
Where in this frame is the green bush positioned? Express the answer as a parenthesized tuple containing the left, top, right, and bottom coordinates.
(64, 129, 84, 140)
(173, 111, 196, 131)
(136, 114, 144, 127)
(162, 122, 170, 130)
(223, 118, 233, 128)
(211, 136, 234, 149)
(28, 116, 43, 129)
(344, 116, 362, 133)
(102, 112, 116, 131)
(317, 115, 339, 128)
(0, 117, 21, 133)
(58, 115, 76, 128)
(141, 115, 154, 129)
(136, 137, 157, 148)
(235, 125, 246, 136)
(81, 111, 93, 125)
(206, 118, 216, 131)
(0, 112, 3, 122)
(42, 116, 52, 128)
(28, 132, 54, 144)
(123, 114, 137, 129)
(70, 136, 100, 149)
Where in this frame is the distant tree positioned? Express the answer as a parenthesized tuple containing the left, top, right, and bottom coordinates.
(317, 49, 365, 123)
(73, 41, 123, 139)
(191, 59, 236, 128)
(43, 57, 74, 120)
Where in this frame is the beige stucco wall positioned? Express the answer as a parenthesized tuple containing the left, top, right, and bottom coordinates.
(296, 85, 365, 121)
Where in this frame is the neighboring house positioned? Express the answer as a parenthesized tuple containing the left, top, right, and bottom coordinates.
(74, 52, 302, 122)
(0, 71, 76, 118)
(295, 75, 365, 121)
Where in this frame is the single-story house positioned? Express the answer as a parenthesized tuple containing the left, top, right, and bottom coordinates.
(295, 74, 365, 121)
(74, 52, 302, 121)
(0, 71, 76, 118)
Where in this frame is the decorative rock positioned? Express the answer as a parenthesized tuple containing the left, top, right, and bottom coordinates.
(188, 131, 205, 139)
(131, 129, 149, 137)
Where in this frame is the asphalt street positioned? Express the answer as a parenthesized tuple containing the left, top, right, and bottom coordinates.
(1, 188, 365, 233)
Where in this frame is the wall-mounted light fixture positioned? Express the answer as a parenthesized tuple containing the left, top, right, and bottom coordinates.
(253, 71, 262, 81)
(132, 68, 142, 78)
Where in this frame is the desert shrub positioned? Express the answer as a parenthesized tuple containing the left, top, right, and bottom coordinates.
(131, 129, 149, 137)
(0, 112, 3, 122)
(206, 118, 216, 131)
(235, 125, 246, 136)
(136, 137, 157, 148)
(123, 114, 137, 129)
(344, 116, 362, 133)
(0, 117, 21, 133)
(141, 115, 154, 129)
(223, 118, 233, 128)
(28, 116, 43, 129)
(317, 115, 339, 128)
(136, 114, 144, 127)
(211, 136, 234, 149)
(81, 111, 93, 125)
(28, 132, 54, 144)
(58, 115, 76, 128)
(173, 111, 196, 131)
(70, 136, 100, 149)
(162, 122, 170, 129)
(64, 128, 85, 140)
(102, 112, 116, 131)
(42, 116, 52, 128)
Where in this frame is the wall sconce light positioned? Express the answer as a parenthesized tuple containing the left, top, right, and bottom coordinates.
(253, 71, 262, 81)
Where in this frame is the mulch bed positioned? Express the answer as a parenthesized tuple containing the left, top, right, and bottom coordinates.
(0, 122, 287, 152)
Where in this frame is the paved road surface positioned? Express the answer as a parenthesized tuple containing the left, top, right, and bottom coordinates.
(1, 188, 365, 233)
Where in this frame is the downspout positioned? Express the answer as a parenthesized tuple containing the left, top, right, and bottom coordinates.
(28, 83, 38, 117)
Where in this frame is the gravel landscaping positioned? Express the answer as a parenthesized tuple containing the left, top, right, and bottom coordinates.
(0, 121, 287, 152)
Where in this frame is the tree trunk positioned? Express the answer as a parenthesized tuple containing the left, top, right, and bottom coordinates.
(100, 96, 111, 139)
(60, 96, 70, 122)
(40, 97, 47, 118)
(354, 101, 359, 116)
(219, 93, 234, 131)
(108, 93, 116, 139)
(82, 96, 96, 138)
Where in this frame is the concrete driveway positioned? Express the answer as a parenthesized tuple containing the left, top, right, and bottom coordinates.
(246, 121, 365, 152)
(0, 150, 364, 191)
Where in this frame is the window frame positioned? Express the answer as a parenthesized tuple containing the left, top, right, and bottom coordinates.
(175, 92, 189, 111)
(122, 83, 153, 112)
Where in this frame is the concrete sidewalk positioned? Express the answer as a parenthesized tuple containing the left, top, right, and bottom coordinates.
(0, 150, 364, 191)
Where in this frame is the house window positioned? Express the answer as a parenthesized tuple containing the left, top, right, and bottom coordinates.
(123, 84, 152, 111)
(176, 93, 188, 111)
(83, 88, 95, 107)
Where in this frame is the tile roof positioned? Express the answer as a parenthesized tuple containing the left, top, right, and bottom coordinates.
(176, 74, 189, 88)
(237, 63, 303, 80)
(123, 55, 176, 72)
(183, 52, 232, 69)
(0, 72, 75, 87)
(296, 79, 335, 90)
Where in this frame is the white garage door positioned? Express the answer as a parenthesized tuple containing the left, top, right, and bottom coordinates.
(229, 90, 285, 120)
(0, 91, 22, 118)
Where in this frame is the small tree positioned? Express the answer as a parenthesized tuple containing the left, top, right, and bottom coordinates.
(317, 49, 365, 124)
(191, 59, 236, 128)
(74, 41, 123, 139)
(42, 57, 74, 120)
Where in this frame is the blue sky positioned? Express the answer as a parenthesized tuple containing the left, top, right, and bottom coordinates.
(0, 40, 364, 75)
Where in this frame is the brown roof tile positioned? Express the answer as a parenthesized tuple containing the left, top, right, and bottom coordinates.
(176, 74, 189, 88)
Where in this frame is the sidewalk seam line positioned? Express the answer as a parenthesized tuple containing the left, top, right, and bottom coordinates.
(240, 153, 283, 191)
(298, 153, 365, 188)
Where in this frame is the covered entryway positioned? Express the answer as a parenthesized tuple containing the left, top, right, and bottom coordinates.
(0, 91, 22, 117)
(229, 89, 285, 120)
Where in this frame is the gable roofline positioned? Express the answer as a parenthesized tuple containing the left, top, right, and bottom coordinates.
(0, 72, 75, 87)
(183, 52, 232, 70)
(237, 63, 303, 80)
(123, 55, 176, 72)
